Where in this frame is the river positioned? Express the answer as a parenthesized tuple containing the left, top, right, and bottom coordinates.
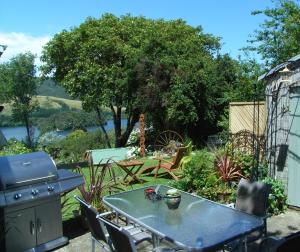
(0, 119, 127, 141)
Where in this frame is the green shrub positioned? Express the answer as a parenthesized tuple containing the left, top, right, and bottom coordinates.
(171, 148, 237, 202)
(48, 129, 106, 163)
(257, 162, 269, 180)
(262, 177, 287, 215)
(171, 149, 213, 190)
(198, 182, 235, 203)
(172, 149, 231, 201)
(37, 110, 102, 134)
(182, 149, 215, 190)
(0, 139, 32, 156)
(233, 152, 255, 179)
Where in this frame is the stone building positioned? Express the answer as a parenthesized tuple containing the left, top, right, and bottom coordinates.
(259, 54, 300, 207)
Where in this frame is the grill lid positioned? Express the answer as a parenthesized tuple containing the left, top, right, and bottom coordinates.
(0, 151, 58, 190)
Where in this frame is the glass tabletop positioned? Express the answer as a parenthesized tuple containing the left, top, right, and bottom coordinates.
(103, 185, 263, 251)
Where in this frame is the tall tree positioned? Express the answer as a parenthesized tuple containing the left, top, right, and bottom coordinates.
(41, 14, 221, 146)
(214, 55, 265, 138)
(247, 0, 300, 67)
(0, 52, 38, 147)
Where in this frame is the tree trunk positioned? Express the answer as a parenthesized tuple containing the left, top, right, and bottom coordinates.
(110, 104, 139, 147)
(119, 112, 139, 147)
(23, 112, 32, 148)
(95, 107, 111, 148)
(110, 104, 122, 147)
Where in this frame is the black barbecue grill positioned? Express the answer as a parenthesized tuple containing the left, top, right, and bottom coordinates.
(0, 151, 84, 252)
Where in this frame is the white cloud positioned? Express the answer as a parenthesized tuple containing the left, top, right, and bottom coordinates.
(0, 32, 51, 67)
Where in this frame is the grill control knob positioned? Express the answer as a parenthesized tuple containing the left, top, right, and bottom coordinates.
(47, 186, 54, 192)
(14, 193, 22, 200)
(31, 189, 39, 196)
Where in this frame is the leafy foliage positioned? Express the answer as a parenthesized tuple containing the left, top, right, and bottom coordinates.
(262, 177, 287, 215)
(171, 149, 233, 202)
(37, 110, 103, 134)
(0, 52, 38, 147)
(41, 14, 240, 146)
(0, 139, 31, 156)
(47, 130, 106, 163)
(232, 152, 255, 179)
(37, 79, 71, 99)
(247, 0, 300, 67)
(77, 161, 123, 210)
(216, 56, 265, 139)
(214, 149, 244, 183)
(180, 149, 216, 190)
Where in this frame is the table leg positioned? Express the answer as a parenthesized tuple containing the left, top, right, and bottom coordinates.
(120, 165, 144, 184)
(124, 165, 136, 180)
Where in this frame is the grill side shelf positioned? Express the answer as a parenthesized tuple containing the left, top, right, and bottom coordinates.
(57, 169, 84, 193)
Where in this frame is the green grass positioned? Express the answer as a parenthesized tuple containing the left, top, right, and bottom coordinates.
(1, 96, 80, 116)
(61, 157, 174, 221)
(36, 96, 83, 110)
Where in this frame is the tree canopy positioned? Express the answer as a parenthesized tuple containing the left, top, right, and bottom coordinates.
(41, 14, 226, 145)
(247, 0, 300, 67)
(41, 13, 261, 145)
(0, 52, 38, 147)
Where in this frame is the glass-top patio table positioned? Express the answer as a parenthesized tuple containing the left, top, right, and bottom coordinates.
(103, 185, 264, 251)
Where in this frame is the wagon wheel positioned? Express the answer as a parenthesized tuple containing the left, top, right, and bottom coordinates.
(154, 130, 184, 155)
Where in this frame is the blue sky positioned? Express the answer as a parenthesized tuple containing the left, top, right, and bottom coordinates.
(0, 0, 273, 64)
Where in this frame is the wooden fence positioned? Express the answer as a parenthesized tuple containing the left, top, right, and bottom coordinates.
(229, 102, 266, 136)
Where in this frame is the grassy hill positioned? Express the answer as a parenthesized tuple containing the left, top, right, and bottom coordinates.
(36, 95, 83, 110)
(0, 95, 115, 128)
(37, 79, 72, 99)
(1, 96, 83, 116)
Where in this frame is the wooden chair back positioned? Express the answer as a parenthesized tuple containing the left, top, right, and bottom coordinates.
(171, 147, 187, 169)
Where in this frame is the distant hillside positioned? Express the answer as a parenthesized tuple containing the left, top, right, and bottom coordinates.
(35, 96, 83, 110)
(1, 96, 83, 116)
(37, 79, 73, 99)
(0, 94, 114, 127)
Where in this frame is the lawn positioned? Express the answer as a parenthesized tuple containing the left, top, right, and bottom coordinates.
(61, 156, 174, 221)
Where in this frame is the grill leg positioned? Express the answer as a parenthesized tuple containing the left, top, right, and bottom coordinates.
(264, 218, 268, 237)
(244, 236, 248, 252)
